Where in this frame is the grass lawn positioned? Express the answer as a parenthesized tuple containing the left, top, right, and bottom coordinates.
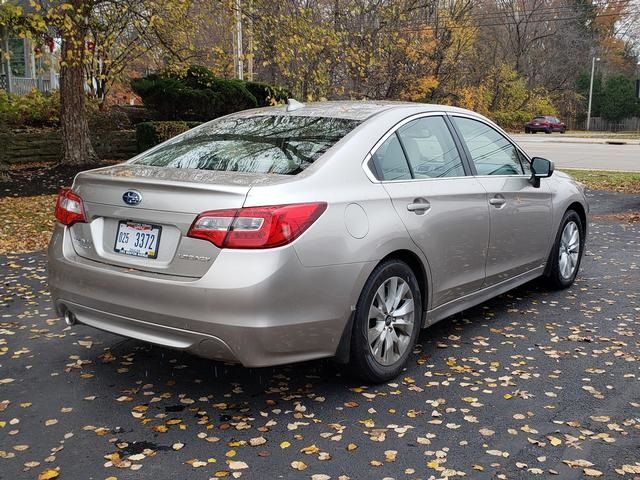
(562, 169, 640, 194)
(0, 194, 57, 254)
(563, 130, 640, 139)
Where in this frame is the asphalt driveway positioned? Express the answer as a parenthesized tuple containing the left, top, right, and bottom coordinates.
(0, 191, 639, 480)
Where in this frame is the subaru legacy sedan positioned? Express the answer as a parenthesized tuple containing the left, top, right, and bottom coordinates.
(48, 101, 588, 382)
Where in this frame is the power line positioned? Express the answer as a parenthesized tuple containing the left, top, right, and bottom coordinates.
(397, 8, 640, 31)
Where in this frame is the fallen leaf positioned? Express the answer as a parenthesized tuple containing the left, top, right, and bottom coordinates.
(228, 461, 248, 470)
(290, 460, 307, 471)
(563, 459, 594, 469)
(37, 469, 59, 480)
(584, 468, 603, 477)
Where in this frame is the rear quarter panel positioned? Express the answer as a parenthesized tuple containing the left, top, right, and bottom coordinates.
(242, 107, 435, 304)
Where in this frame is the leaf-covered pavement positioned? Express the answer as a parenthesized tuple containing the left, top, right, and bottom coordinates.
(1, 193, 639, 480)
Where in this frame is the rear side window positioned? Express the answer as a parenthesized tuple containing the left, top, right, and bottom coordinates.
(396, 116, 464, 178)
(132, 115, 361, 175)
(371, 134, 412, 181)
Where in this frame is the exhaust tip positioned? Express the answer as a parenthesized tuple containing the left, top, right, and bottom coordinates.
(64, 310, 76, 326)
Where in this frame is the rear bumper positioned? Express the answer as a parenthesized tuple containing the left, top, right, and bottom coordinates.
(526, 125, 550, 131)
(48, 225, 373, 367)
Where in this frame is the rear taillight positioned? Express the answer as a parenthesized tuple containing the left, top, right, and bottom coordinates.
(188, 202, 327, 249)
(55, 188, 86, 226)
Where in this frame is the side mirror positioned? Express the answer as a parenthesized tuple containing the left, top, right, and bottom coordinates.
(530, 157, 554, 188)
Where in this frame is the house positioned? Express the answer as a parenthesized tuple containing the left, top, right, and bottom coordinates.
(0, 1, 59, 96)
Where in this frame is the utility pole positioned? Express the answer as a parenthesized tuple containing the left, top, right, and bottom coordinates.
(235, 0, 244, 80)
(586, 56, 600, 131)
(247, 0, 253, 81)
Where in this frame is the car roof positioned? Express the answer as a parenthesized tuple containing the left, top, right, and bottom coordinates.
(231, 100, 477, 121)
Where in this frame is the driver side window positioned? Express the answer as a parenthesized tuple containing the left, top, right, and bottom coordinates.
(453, 117, 526, 176)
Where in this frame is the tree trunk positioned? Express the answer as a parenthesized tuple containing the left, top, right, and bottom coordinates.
(0, 159, 9, 182)
(59, 3, 98, 166)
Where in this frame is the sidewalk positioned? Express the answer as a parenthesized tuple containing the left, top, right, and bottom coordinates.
(511, 133, 640, 145)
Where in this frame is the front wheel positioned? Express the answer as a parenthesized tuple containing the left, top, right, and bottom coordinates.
(348, 260, 421, 383)
(545, 210, 584, 289)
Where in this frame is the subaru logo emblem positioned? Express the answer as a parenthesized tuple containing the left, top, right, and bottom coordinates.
(122, 190, 142, 206)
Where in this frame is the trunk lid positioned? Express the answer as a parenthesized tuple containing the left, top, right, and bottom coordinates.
(69, 164, 287, 278)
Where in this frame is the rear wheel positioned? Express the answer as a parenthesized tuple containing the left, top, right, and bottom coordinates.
(525, 127, 530, 133)
(348, 260, 421, 383)
(545, 210, 584, 289)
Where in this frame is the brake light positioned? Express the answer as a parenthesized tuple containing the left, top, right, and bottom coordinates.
(188, 202, 327, 249)
(55, 188, 86, 226)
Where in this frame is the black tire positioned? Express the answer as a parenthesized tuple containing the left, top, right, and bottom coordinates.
(560, 128, 566, 134)
(545, 210, 585, 289)
(348, 259, 422, 383)
(525, 127, 530, 134)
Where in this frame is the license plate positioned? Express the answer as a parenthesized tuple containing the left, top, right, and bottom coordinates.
(114, 221, 162, 259)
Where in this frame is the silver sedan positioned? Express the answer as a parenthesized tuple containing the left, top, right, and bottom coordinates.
(48, 101, 588, 382)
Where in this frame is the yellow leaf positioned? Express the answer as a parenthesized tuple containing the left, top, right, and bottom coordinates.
(427, 459, 440, 468)
(279, 441, 290, 449)
(548, 436, 562, 446)
(300, 444, 319, 454)
(358, 418, 375, 428)
(384, 450, 398, 462)
(37, 470, 59, 480)
(347, 443, 358, 451)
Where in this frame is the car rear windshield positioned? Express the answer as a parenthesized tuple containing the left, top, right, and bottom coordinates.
(131, 115, 361, 175)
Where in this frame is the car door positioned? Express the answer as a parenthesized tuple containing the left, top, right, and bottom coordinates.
(449, 115, 553, 286)
(367, 113, 490, 308)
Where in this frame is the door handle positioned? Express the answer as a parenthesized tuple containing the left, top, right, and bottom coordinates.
(489, 195, 506, 207)
(407, 199, 431, 214)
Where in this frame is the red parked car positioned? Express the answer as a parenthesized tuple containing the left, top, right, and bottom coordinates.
(525, 116, 567, 134)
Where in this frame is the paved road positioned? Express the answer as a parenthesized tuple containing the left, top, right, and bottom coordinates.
(511, 134, 640, 171)
(0, 192, 639, 480)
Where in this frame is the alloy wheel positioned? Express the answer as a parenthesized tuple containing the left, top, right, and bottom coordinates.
(367, 276, 415, 366)
(558, 221, 580, 280)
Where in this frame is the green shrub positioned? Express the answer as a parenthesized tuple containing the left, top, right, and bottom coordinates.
(88, 107, 132, 132)
(131, 65, 260, 121)
(244, 81, 290, 106)
(136, 120, 202, 152)
(0, 89, 60, 128)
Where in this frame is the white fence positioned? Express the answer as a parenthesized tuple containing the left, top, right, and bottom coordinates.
(0, 74, 59, 96)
